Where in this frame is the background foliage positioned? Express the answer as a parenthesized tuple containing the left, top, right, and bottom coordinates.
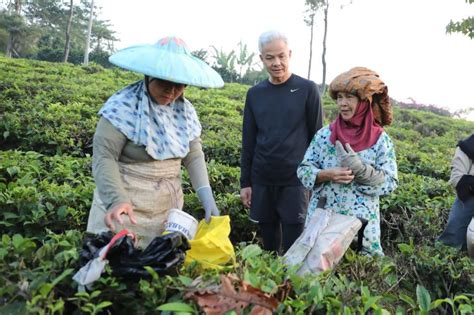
(0, 0, 267, 84)
(0, 56, 473, 314)
(446, 0, 474, 39)
(0, 0, 117, 65)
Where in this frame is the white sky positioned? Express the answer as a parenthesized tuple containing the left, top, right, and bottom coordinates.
(99, 0, 474, 119)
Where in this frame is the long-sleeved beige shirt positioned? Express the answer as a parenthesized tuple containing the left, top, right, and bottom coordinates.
(92, 117, 210, 210)
(449, 147, 474, 189)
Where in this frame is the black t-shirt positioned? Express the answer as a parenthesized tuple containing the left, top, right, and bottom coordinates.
(240, 74, 323, 187)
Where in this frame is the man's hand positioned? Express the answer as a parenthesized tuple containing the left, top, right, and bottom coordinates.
(240, 187, 252, 208)
(104, 202, 137, 232)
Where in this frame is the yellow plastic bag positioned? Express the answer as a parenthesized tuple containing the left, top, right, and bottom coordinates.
(185, 215, 235, 269)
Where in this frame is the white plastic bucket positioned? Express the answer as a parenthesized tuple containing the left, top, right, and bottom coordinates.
(164, 208, 198, 240)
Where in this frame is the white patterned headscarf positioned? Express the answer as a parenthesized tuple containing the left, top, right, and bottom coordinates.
(99, 80, 202, 160)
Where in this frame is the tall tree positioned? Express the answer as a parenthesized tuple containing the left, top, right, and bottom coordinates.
(83, 0, 94, 64)
(446, 0, 473, 39)
(0, 0, 117, 64)
(91, 19, 116, 52)
(63, 0, 73, 62)
(192, 44, 263, 84)
(13, 0, 20, 13)
(4, 0, 21, 57)
(235, 41, 255, 83)
(24, 0, 74, 52)
(211, 46, 237, 83)
(0, 8, 40, 58)
(305, 10, 315, 79)
(304, 0, 327, 90)
(304, 0, 351, 94)
(321, 2, 329, 94)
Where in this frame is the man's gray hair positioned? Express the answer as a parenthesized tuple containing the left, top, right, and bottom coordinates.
(258, 30, 289, 53)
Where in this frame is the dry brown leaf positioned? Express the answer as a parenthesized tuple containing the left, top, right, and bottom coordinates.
(197, 293, 243, 315)
(240, 281, 279, 309)
(185, 274, 280, 315)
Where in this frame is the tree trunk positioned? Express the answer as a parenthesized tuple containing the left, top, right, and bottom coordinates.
(321, 1, 329, 95)
(5, 0, 22, 58)
(14, 0, 21, 12)
(5, 35, 13, 58)
(307, 13, 315, 79)
(63, 0, 74, 62)
(83, 0, 94, 65)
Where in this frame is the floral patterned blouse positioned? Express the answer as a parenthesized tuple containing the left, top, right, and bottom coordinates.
(297, 126, 398, 256)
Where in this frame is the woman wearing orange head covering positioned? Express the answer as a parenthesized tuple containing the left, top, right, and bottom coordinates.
(297, 67, 398, 256)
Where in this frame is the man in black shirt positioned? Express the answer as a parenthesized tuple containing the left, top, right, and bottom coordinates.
(240, 30, 323, 254)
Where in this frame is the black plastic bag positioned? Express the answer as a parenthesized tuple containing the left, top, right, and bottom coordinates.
(78, 231, 190, 280)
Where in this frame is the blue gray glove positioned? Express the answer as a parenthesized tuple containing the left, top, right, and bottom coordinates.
(196, 186, 220, 223)
(336, 141, 385, 186)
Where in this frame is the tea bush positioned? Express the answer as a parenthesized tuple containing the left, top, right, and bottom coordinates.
(380, 172, 454, 247)
(1, 56, 473, 314)
(0, 151, 93, 238)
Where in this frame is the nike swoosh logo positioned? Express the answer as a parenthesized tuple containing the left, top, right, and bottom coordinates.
(290, 88, 300, 92)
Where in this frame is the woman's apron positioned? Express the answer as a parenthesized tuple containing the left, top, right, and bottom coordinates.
(86, 159, 184, 248)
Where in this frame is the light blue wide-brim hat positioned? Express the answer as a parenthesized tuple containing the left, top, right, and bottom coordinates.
(109, 36, 224, 88)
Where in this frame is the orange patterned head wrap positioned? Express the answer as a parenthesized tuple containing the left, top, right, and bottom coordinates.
(328, 67, 393, 126)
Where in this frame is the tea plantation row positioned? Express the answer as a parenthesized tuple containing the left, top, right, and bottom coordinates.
(0, 57, 473, 314)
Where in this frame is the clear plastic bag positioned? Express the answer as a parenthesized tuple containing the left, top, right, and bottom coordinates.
(284, 209, 364, 275)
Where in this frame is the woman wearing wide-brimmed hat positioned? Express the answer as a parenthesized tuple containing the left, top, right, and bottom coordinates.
(297, 67, 398, 256)
(86, 36, 224, 247)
